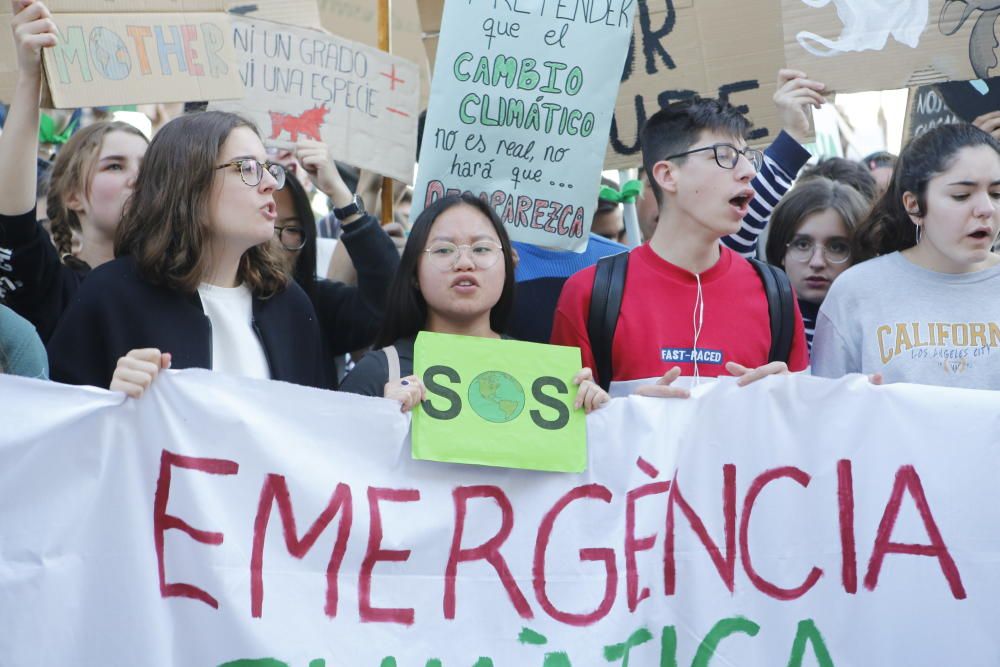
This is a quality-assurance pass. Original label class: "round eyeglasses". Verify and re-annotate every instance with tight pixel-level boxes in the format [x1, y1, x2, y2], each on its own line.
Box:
[215, 158, 286, 190]
[785, 237, 851, 264]
[274, 224, 306, 251]
[423, 240, 503, 270]
[663, 143, 764, 171]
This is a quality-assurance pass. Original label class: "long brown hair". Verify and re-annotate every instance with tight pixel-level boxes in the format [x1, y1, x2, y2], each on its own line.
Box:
[46, 121, 148, 267]
[115, 111, 287, 297]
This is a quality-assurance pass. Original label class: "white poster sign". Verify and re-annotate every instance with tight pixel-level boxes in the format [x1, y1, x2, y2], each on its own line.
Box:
[210, 16, 419, 184]
[411, 0, 636, 251]
[2, 371, 1000, 665]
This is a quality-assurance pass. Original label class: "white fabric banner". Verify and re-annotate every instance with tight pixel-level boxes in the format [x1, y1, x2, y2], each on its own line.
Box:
[1, 370, 999, 665]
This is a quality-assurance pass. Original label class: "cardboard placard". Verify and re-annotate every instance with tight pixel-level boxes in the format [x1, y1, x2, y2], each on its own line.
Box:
[209, 16, 419, 184]
[607, 0, 788, 169]
[782, 0, 987, 94]
[411, 0, 636, 252]
[316, 0, 430, 108]
[412, 333, 586, 472]
[0, 0, 244, 108]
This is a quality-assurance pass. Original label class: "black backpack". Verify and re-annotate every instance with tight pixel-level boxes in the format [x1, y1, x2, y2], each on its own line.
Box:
[586, 252, 796, 391]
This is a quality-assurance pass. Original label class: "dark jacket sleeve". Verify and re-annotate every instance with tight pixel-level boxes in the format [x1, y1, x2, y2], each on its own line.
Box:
[0, 210, 81, 342]
[314, 214, 399, 355]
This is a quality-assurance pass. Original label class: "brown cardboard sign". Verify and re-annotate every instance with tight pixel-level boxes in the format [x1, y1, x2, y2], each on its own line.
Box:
[607, 0, 788, 169]
[0, 0, 244, 108]
[209, 16, 419, 184]
[316, 0, 430, 108]
[782, 0, 986, 94]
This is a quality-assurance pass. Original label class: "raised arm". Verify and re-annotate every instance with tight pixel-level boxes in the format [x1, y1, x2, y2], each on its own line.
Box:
[0, 0, 56, 215]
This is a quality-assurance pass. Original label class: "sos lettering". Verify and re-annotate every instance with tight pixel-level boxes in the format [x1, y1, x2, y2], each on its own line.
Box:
[422, 365, 571, 430]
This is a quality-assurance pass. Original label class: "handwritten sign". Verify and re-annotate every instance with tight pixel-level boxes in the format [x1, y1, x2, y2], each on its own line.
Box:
[782, 0, 987, 94]
[209, 16, 419, 184]
[0, 0, 244, 108]
[607, 0, 788, 169]
[2, 371, 1000, 664]
[412, 332, 585, 472]
[411, 0, 636, 252]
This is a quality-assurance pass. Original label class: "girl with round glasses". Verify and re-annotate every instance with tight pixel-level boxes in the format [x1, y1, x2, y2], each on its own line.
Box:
[341, 193, 609, 414]
[47, 111, 335, 395]
[812, 123, 1000, 388]
[269, 153, 399, 384]
[764, 177, 869, 351]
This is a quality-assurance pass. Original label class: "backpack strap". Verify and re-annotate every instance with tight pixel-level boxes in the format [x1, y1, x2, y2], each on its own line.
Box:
[747, 258, 795, 364]
[382, 345, 401, 384]
[587, 251, 630, 391]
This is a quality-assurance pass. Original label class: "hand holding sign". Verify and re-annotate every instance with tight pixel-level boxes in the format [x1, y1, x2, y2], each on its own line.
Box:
[10, 0, 57, 78]
[385, 374, 426, 413]
[572, 367, 610, 414]
[773, 69, 827, 143]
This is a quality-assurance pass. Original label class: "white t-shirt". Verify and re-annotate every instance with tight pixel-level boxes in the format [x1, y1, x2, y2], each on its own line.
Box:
[196, 283, 271, 380]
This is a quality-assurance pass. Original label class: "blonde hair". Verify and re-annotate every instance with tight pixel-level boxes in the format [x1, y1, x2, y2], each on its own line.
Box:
[46, 121, 148, 266]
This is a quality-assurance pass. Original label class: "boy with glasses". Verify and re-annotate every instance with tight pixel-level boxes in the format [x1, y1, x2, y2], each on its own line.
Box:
[551, 97, 810, 393]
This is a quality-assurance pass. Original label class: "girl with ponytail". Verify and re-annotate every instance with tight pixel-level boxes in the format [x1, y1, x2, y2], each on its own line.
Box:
[812, 123, 1000, 388]
[0, 0, 147, 341]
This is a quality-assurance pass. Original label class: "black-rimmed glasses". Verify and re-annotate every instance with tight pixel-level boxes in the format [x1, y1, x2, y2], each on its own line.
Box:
[215, 158, 286, 190]
[275, 225, 306, 251]
[663, 143, 764, 171]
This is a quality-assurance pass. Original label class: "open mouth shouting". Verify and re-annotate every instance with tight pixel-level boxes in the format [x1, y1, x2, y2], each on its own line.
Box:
[729, 189, 755, 217]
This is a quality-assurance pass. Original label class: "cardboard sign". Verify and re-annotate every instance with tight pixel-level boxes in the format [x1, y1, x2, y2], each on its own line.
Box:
[904, 76, 1000, 140]
[782, 0, 988, 94]
[903, 84, 961, 140]
[0, 0, 244, 108]
[411, 0, 636, 252]
[317, 0, 430, 108]
[209, 16, 419, 184]
[607, 0, 788, 169]
[412, 333, 586, 472]
[3, 371, 1000, 664]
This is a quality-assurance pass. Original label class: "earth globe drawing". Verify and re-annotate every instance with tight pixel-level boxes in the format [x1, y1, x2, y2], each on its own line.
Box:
[89, 27, 131, 81]
[468, 371, 525, 423]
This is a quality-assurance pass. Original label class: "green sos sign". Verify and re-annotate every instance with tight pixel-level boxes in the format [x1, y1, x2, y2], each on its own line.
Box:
[412, 333, 587, 472]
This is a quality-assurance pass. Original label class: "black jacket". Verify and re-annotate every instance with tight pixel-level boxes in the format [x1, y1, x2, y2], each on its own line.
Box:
[0, 210, 89, 342]
[309, 214, 399, 356]
[47, 255, 328, 389]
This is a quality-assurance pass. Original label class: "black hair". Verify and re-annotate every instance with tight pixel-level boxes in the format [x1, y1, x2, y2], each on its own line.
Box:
[373, 193, 515, 348]
[278, 166, 319, 301]
[861, 151, 897, 171]
[640, 96, 752, 207]
[854, 123, 1000, 260]
[799, 158, 879, 203]
[764, 177, 870, 267]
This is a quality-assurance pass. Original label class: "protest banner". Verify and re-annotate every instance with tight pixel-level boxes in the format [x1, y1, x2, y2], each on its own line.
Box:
[413, 0, 790, 172]
[0, 0, 244, 108]
[208, 16, 419, 184]
[2, 370, 1000, 664]
[782, 0, 990, 95]
[903, 84, 961, 141]
[412, 333, 585, 472]
[411, 0, 637, 252]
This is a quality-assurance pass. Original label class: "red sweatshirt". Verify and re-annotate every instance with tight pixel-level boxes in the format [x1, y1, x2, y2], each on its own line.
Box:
[551, 244, 809, 384]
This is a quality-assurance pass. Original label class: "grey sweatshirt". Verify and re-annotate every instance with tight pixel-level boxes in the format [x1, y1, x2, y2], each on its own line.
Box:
[812, 252, 1000, 390]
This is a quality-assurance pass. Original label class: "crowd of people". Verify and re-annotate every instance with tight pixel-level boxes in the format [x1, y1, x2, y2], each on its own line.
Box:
[2, 0, 999, 408]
